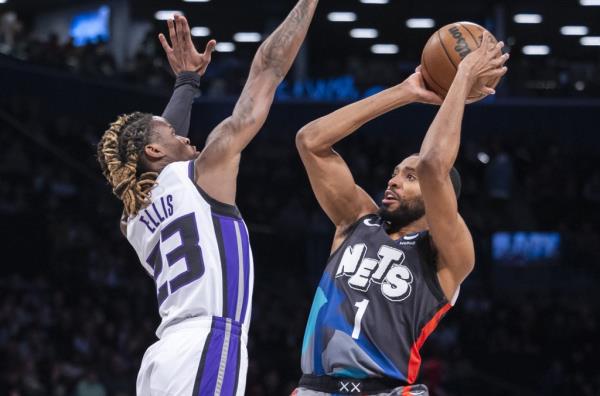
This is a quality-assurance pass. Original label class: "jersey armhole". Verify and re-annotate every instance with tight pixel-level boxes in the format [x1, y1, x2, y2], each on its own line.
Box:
[418, 233, 448, 304]
[326, 213, 376, 261]
[187, 160, 242, 219]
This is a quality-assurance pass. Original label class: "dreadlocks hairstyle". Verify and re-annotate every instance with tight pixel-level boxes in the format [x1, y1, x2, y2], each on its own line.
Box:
[97, 112, 158, 217]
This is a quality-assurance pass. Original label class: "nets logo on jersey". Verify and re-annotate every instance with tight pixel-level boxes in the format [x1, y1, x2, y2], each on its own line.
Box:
[335, 244, 413, 302]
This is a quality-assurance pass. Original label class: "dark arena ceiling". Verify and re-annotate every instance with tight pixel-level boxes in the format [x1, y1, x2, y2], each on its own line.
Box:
[4, 0, 600, 96]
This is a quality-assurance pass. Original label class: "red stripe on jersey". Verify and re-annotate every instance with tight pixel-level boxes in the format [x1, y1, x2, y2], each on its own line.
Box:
[406, 303, 452, 384]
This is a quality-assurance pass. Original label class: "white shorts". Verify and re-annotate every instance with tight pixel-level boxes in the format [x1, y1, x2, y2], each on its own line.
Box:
[137, 316, 248, 396]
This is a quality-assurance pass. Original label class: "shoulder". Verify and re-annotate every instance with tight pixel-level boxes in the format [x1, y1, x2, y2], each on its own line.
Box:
[330, 213, 380, 257]
[340, 213, 382, 236]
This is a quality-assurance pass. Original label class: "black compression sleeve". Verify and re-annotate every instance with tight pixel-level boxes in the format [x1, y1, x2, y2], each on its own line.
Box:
[161, 72, 201, 137]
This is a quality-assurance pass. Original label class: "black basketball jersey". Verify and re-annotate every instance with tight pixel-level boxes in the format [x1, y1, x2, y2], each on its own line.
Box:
[300, 214, 453, 383]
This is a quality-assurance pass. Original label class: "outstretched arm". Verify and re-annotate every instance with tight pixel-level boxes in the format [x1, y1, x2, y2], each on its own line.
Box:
[296, 74, 442, 251]
[195, 0, 320, 205]
[159, 15, 216, 136]
[416, 33, 508, 300]
[161, 72, 201, 136]
[119, 16, 214, 238]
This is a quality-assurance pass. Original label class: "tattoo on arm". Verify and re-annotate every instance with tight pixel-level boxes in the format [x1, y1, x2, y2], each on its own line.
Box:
[205, 94, 255, 149]
[257, 0, 317, 79]
[201, 0, 317, 159]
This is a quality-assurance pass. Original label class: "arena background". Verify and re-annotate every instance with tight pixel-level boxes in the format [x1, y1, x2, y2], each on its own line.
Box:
[1, 0, 599, 395]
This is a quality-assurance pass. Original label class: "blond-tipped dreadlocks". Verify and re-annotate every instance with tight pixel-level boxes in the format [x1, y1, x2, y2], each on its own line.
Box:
[97, 112, 159, 217]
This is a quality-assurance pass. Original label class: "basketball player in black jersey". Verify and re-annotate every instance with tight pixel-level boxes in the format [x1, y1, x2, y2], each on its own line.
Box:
[294, 34, 508, 395]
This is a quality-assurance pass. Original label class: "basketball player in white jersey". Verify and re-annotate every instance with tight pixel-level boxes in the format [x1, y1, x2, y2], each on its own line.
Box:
[96, 3, 320, 395]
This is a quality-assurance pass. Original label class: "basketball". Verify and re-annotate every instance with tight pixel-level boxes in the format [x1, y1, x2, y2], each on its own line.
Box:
[420, 22, 502, 101]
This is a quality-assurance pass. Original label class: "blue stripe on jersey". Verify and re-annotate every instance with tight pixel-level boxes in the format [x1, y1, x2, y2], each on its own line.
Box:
[215, 215, 242, 320]
[237, 222, 251, 324]
[212, 213, 250, 324]
[302, 287, 328, 355]
[189, 159, 249, 324]
[309, 273, 406, 380]
[211, 215, 229, 317]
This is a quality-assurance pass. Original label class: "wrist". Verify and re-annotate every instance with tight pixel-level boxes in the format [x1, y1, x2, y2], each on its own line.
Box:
[456, 66, 476, 85]
[174, 71, 201, 90]
[396, 80, 419, 102]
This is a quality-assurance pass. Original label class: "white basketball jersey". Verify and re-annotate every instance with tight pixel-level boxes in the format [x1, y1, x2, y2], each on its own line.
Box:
[126, 160, 254, 338]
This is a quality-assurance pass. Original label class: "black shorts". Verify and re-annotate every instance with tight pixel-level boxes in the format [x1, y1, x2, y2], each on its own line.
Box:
[296, 375, 429, 395]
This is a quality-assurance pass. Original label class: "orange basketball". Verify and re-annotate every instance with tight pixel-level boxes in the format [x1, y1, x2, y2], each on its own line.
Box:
[420, 21, 502, 102]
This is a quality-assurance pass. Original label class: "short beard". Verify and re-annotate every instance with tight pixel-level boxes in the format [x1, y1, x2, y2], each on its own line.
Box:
[377, 197, 425, 232]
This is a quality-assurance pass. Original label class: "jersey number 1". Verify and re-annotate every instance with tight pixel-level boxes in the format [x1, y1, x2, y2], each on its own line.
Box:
[146, 213, 205, 306]
[352, 299, 370, 339]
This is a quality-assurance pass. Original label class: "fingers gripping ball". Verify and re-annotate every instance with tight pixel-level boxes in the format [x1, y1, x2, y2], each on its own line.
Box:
[420, 22, 503, 101]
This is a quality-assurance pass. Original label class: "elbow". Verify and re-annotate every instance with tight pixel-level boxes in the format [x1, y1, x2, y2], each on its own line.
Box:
[467, 260, 475, 274]
[254, 45, 286, 82]
[295, 127, 310, 151]
[295, 122, 324, 153]
[416, 154, 447, 178]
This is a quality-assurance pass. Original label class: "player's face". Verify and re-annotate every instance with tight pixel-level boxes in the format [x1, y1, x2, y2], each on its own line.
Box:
[378, 155, 425, 227]
[150, 116, 199, 162]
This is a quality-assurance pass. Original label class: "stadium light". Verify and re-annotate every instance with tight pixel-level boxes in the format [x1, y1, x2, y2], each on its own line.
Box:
[406, 18, 435, 29]
[350, 28, 378, 39]
[522, 45, 550, 55]
[477, 152, 490, 164]
[580, 0, 600, 5]
[371, 44, 399, 54]
[360, 0, 389, 4]
[560, 26, 589, 36]
[215, 42, 235, 52]
[580, 36, 600, 46]
[327, 12, 357, 22]
[0, 0, 7, 4]
[233, 32, 262, 43]
[191, 27, 210, 37]
[513, 14, 543, 24]
[154, 10, 183, 20]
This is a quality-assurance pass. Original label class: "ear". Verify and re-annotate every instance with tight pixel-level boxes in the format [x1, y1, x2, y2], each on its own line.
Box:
[144, 143, 166, 161]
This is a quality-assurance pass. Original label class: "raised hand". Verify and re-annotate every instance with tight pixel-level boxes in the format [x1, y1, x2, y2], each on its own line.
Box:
[158, 15, 217, 76]
[458, 32, 509, 96]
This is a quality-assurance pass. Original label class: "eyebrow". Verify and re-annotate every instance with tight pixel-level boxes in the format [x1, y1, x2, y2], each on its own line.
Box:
[403, 166, 417, 173]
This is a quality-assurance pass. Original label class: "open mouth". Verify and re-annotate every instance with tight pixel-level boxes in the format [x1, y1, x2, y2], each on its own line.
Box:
[382, 190, 398, 205]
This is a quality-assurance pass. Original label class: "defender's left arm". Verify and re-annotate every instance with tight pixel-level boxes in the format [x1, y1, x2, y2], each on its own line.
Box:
[416, 34, 508, 300]
[195, 0, 320, 205]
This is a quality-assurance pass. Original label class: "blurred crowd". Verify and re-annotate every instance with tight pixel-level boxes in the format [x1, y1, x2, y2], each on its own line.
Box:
[2, 10, 600, 99]
[1, 80, 599, 396]
[0, 11, 249, 97]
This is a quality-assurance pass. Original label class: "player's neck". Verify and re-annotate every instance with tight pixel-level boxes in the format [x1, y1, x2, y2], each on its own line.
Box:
[383, 217, 428, 240]
[146, 158, 172, 174]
